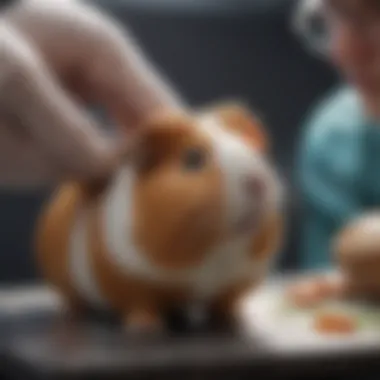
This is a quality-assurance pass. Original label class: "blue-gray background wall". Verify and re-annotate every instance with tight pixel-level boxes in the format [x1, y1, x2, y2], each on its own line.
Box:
[0, 0, 338, 284]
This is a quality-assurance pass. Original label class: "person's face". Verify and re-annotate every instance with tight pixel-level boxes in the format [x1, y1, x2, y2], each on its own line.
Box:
[325, 0, 380, 116]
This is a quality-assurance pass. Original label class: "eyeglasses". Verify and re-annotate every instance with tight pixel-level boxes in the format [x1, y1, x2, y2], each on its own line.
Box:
[292, 0, 380, 57]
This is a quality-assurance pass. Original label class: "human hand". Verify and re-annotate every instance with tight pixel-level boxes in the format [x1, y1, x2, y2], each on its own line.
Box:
[0, 0, 182, 189]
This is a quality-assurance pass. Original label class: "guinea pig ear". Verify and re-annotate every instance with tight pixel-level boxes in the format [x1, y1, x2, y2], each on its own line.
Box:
[214, 102, 269, 153]
[129, 111, 190, 174]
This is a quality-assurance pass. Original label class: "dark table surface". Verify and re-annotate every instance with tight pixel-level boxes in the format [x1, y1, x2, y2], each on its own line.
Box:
[1, 276, 380, 380]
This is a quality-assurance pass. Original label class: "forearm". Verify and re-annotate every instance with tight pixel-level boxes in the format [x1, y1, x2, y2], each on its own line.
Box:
[93, 27, 184, 125]
[77, 7, 184, 127]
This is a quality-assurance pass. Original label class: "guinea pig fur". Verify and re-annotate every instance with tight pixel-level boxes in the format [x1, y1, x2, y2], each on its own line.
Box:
[35, 103, 284, 332]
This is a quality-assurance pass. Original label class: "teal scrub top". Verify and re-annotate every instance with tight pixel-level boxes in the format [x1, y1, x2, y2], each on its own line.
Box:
[297, 86, 380, 270]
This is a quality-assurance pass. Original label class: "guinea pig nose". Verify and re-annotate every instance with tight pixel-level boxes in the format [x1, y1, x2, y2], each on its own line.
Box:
[245, 176, 265, 197]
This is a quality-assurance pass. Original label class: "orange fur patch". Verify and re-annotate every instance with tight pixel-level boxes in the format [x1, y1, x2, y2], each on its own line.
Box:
[35, 184, 87, 309]
[131, 113, 225, 270]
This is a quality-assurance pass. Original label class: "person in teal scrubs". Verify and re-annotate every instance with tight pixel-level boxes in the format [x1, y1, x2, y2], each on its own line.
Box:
[295, 0, 380, 269]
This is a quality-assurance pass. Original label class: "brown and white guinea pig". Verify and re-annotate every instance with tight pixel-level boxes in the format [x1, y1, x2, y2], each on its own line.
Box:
[35, 103, 284, 332]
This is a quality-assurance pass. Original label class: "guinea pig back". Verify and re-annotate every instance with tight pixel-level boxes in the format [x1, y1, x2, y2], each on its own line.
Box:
[35, 103, 284, 331]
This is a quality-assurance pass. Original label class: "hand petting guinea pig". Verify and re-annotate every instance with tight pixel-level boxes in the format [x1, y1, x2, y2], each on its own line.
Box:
[35, 103, 285, 333]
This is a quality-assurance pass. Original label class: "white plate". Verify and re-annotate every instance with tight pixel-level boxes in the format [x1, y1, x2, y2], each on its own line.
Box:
[239, 284, 380, 354]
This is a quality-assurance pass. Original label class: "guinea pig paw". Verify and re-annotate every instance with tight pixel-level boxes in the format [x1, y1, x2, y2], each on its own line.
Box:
[123, 310, 164, 336]
[209, 307, 241, 331]
[59, 298, 87, 325]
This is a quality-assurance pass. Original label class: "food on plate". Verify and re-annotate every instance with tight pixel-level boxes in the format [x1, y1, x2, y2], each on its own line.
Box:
[286, 279, 324, 308]
[313, 311, 358, 335]
[286, 275, 345, 308]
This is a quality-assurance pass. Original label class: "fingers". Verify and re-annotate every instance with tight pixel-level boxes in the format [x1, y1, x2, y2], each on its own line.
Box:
[77, 9, 185, 128]
[0, 23, 122, 182]
[5, 0, 185, 129]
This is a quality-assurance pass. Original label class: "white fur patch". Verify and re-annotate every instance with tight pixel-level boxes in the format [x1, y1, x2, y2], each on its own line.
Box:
[69, 209, 108, 308]
[200, 115, 263, 226]
[199, 114, 282, 226]
[103, 167, 161, 279]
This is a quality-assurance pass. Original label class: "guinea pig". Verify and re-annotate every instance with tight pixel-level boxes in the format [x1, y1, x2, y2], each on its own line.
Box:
[35, 103, 284, 332]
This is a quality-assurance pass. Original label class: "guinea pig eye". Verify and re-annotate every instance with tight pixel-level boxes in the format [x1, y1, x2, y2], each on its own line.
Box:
[182, 147, 207, 171]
